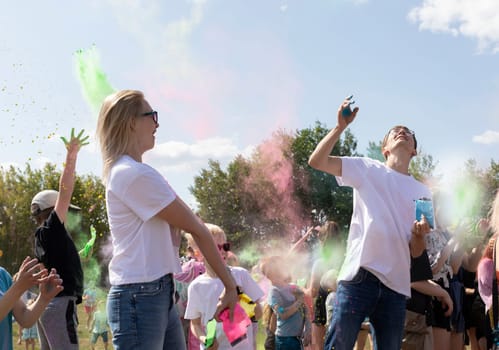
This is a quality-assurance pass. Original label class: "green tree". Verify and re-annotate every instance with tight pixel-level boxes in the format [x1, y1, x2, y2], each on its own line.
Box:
[190, 157, 252, 248]
[291, 122, 359, 229]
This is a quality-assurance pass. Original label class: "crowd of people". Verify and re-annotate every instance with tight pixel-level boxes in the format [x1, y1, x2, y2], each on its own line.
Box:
[1, 91, 499, 350]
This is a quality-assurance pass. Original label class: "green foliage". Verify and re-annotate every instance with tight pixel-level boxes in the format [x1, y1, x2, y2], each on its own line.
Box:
[292, 122, 359, 229]
[0, 163, 108, 286]
[409, 151, 438, 183]
[366, 141, 384, 162]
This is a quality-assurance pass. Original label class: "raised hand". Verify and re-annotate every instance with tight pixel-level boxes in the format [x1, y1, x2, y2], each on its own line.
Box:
[337, 95, 359, 128]
[60, 128, 90, 152]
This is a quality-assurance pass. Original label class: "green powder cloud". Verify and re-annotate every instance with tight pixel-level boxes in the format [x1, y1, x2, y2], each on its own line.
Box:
[74, 46, 115, 116]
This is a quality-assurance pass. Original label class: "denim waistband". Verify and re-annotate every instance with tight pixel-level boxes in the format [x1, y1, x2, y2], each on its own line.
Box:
[112, 273, 173, 288]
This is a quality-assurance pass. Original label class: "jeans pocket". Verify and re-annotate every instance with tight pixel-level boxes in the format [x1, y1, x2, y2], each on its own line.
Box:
[134, 281, 163, 298]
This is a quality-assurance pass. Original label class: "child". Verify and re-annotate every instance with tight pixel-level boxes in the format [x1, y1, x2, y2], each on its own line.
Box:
[30, 129, 88, 349]
[174, 232, 206, 350]
[0, 256, 63, 350]
[90, 300, 109, 350]
[185, 223, 264, 349]
[261, 255, 312, 350]
[82, 285, 97, 330]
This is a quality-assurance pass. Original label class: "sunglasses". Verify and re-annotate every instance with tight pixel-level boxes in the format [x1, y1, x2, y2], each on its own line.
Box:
[217, 242, 231, 252]
[141, 110, 158, 124]
[389, 127, 415, 138]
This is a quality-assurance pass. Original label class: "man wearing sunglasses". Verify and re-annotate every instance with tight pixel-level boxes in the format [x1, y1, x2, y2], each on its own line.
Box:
[308, 96, 432, 350]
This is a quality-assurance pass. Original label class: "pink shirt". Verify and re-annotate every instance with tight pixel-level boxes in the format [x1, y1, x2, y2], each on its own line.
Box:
[477, 258, 497, 312]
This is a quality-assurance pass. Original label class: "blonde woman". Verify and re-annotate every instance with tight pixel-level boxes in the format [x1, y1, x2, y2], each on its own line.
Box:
[96, 90, 238, 350]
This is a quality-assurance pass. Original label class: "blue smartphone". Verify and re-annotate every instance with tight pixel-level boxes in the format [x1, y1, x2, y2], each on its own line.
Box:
[415, 198, 435, 229]
[342, 95, 355, 117]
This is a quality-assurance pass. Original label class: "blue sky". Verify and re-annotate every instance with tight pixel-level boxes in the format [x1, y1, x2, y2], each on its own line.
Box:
[1, 0, 498, 208]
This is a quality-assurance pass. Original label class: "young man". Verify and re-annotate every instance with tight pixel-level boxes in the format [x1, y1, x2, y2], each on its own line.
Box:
[308, 97, 431, 350]
[31, 129, 88, 350]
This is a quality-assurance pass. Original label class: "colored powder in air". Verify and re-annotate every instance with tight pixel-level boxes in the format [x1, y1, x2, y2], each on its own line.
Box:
[74, 46, 115, 114]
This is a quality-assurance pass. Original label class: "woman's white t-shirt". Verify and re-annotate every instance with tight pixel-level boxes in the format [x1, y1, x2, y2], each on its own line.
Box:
[106, 155, 181, 285]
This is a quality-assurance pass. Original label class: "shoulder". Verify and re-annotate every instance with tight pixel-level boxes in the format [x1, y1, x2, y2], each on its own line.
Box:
[110, 156, 152, 179]
[109, 156, 165, 189]
[342, 156, 380, 166]
[230, 266, 251, 277]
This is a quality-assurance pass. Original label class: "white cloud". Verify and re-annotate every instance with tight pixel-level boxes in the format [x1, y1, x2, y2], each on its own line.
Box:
[472, 130, 499, 144]
[408, 0, 499, 53]
[144, 137, 251, 173]
[280, 4, 288, 12]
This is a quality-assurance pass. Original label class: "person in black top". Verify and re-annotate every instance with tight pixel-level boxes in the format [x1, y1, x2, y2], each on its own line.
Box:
[30, 128, 88, 350]
[403, 250, 453, 350]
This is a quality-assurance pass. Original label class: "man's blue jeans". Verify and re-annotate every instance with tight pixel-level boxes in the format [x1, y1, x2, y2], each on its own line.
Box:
[107, 274, 186, 350]
[323, 268, 406, 350]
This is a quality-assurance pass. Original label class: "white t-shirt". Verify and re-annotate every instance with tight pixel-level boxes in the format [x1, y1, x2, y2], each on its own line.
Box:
[106, 155, 181, 285]
[184, 267, 264, 350]
[336, 157, 432, 297]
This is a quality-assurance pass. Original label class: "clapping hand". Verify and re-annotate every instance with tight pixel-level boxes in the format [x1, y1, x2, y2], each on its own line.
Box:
[38, 268, 64, 302]
[13, 257, 47, 291]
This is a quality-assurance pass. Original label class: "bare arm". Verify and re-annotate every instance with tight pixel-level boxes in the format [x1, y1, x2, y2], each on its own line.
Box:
[431, 239, 455, 275]
[55, 129, 89, 223]
[273, 300, 303, 321]
[156, 197, 238, 319]
[308, 98, 359, 176]
[13, 269, 63, 328]
[411, 280, 453, 316]
[189, 317, 206, 345]
[288, 227, 314, 255]
[0, 258, 44, 322]
[190, 318, 219, 349]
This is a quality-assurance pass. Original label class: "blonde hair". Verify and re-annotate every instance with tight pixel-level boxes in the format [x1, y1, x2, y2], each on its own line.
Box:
[96, 90, 145, 184]
[205, 223, 227, 243]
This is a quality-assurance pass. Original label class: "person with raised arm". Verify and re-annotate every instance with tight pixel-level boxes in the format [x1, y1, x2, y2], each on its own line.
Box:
[308, 96, 432, 350]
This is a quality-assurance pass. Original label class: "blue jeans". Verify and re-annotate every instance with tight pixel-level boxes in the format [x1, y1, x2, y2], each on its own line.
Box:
[107, 274, 186, 350]
[323, 268, 406, 350]
[275, 335, 302, 350]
